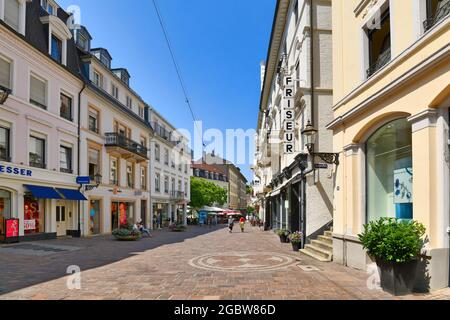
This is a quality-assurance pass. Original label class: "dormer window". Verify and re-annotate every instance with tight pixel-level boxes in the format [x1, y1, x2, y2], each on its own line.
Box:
[74, 27, 92, 52]
[41, 0, 57, 16]
[91, 48, 112, 69]
[112, 69, 130, 86]
[51, 35, 62, 63]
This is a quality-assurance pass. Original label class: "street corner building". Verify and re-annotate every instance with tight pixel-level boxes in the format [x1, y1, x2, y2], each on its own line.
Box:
[253, 0, 335, 261]
[329, 0, 450, 291]
[0, 0, 192, 242]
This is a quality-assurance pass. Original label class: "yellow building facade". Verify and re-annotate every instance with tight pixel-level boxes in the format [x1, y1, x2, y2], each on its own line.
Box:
[329, 0, 450, 290]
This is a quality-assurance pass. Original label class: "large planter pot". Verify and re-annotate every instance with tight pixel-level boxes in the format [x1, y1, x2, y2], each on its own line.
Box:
[279, 234, 288, 243]
[291, 242, 301, 252]
[376, 258, 419, 296]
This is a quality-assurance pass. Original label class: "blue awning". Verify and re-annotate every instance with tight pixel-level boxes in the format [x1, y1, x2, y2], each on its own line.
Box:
[24, 185, 63, 200]
[56, 188, 88, 201]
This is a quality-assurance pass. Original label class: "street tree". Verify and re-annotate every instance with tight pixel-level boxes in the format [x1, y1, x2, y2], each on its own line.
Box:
[190, 177, 228, 209]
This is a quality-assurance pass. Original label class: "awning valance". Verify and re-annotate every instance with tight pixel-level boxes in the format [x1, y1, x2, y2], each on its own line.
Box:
[56, 188, 88, 201]
[24, 185, 63, 200]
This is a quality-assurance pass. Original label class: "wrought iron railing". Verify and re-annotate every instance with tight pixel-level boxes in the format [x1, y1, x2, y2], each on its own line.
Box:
[170, 191, 185, 200]
[423, 0, 450, 31]
[366, 48, 391, 78]
[105, 133, 148, 158]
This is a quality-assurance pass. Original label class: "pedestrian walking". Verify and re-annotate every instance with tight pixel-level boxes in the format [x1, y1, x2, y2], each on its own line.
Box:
[228, 216, 234, 233]
[239, 216, 246, 233]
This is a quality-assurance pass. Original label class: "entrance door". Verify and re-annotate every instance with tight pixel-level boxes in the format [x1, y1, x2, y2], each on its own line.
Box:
[56, 205, 66, 236]
[141, 200, 147, 227]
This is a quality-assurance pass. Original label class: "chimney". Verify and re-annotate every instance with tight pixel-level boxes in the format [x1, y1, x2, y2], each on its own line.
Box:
[260, 60, 266, 92]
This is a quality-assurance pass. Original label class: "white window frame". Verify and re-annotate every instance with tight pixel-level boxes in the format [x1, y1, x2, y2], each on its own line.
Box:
[60, 90, 73, 122]
[59, 141, 73, 173]
[28, 131, 47, 169]
[0, 53, 13, 92]
[111, 82, 119, 99]
[1, 0, 27, 35]
[29, 72, 48, 110]
[93, 69, 103, 88]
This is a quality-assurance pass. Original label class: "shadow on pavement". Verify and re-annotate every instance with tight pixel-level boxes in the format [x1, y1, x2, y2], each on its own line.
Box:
[0, 225, 224, 296]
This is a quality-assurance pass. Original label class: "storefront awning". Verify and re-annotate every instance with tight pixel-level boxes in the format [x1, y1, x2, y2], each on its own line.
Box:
[24, 185, 63, 200]
[56, 188, 88, 201]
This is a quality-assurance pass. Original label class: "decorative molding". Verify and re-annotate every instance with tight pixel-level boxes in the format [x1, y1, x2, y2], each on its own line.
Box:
[327, 41, 450, 130]
[26, 115, 53, 128]
[343, 143, 364, 157]
[407, 109, 438, 133]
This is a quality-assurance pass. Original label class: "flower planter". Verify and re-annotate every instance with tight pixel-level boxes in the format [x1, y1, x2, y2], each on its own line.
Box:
[114, 234, 141, 241]
[376, 258, 419, 296]
[291, 242, 301, 252]
[279, 234, 288, 243]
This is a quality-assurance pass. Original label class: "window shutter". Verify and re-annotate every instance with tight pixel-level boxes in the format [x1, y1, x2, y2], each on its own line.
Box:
[4, 0, 20, 31]
[30, 76, 47, 107]
[0, 58, 11, 89]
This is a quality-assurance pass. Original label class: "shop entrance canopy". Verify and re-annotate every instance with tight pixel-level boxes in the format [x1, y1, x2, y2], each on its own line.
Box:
[24, 185, 87, 201]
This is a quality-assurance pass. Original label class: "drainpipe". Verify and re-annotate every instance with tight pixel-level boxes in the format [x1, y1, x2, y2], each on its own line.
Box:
[77, 83, 87, 238]
[309, 0, 315, 129]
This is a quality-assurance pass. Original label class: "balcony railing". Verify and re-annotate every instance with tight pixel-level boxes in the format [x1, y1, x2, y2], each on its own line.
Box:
[105, 133, 148, 159]
[423, 1, 450, 31]
[170, 191, 186, 200]
[366, 48, 391, 78]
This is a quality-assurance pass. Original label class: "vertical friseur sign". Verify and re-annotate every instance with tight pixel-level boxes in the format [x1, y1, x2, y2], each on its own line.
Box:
[283, 76, 295, 154]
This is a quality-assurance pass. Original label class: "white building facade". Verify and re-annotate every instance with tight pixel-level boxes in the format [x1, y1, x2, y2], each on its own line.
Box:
[254, 0, 335, 257]
[149, 109, 191, 229]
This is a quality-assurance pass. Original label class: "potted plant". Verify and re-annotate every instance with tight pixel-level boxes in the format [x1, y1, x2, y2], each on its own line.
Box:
[112, 223, 142, 241]
[358, 218, 426, 296]
[169, 223, 187, 232]
[276, 229, 290, 243]
[288, 231, 303, 251]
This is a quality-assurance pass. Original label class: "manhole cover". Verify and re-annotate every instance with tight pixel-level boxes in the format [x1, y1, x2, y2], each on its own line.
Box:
[189, 252, 297, 273]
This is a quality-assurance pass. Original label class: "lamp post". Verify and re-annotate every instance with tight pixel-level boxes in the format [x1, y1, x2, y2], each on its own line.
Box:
[0, 85, 12, 105]
[84, 173, 102, 191]
[301, 120, 340, 165]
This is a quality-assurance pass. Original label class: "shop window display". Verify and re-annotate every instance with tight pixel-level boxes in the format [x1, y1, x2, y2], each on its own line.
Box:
[24, 196, 45, 234]
[366, 118, 413, 222]
[89, 200, 101, 235]
[111, 202, 134, 231]
[0, 190, 12, 236]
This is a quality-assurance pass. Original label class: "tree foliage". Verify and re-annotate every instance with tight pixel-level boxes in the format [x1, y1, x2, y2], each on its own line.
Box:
[190, 177, 228, 209]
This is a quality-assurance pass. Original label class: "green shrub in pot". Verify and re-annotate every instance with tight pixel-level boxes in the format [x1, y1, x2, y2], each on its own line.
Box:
[358, 218, 426, 295]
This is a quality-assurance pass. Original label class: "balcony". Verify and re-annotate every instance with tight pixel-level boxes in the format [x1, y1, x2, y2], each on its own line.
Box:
[366, 48, 391, 78]
[170, 190, 186, 200]
[105, 133, 148, 163]
[423, 0, 450, 31]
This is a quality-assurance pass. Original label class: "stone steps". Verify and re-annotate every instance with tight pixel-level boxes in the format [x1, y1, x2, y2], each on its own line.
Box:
[299, 229, 333, 262]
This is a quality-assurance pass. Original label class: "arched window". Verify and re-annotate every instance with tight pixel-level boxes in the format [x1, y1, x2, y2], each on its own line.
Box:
[366, 118, 413, 222]
[0, 189, 11, 219]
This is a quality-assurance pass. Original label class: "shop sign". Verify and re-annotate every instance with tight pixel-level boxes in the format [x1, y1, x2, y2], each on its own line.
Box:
[0, 165, 32, 177]
[6, 219, 19, 238]
[315, 163, 329, 169]
[76, 176, 91, 185]
[282, 76, 295, 154]
[24, 219, 36, 231]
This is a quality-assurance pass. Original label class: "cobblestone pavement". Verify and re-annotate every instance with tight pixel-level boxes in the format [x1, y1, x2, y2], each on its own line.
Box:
[0, 225, 448, 300]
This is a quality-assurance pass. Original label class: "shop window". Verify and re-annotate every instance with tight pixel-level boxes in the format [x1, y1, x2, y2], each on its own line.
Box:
[89, 200, 101, 235]
[111, 202, 134, 230]
[0, 190, 11, 220]
[60, 93, 73, 121]
[60, 145, 72, 174]
[29, 136, 46, 169]
[366, 118, 413, 222]
[366, 7, 391, 78]
[0, 126, 10, 162]
[24, 196, 45, 234]
[88, 148, 100, 180]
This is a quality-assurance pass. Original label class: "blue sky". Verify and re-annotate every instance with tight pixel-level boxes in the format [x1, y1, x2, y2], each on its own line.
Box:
[58, 0, 276, 182]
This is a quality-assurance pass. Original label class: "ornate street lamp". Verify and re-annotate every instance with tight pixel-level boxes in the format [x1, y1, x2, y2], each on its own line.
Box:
[301, 120, 340, 166]
[85, 173, 102, 191]
[0, 85, 12, 105]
